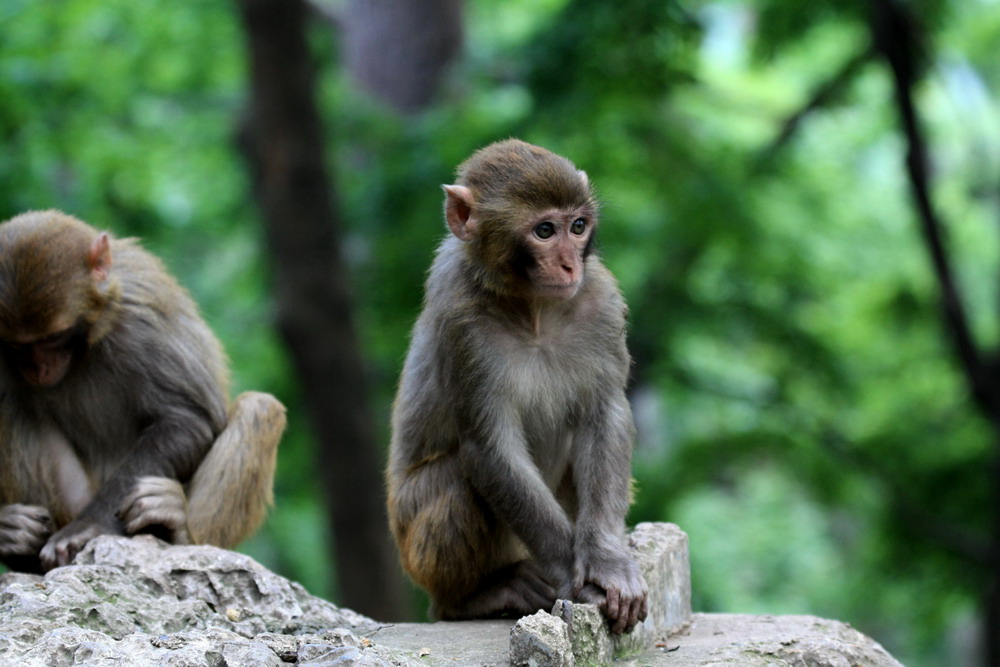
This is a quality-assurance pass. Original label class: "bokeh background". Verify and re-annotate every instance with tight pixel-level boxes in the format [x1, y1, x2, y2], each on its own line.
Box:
[2, 1, 999, 665]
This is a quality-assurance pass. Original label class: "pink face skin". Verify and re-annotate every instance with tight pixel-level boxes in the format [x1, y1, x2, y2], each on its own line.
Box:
[522, 210, 592, 300]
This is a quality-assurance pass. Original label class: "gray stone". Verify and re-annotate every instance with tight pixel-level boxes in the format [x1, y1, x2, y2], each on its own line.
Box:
[527, 522, 691, 663]
[221, 637, 285, 666]
[375, 612, 902, 666]
[0, 525, 902, 667]
[550, 599, 612, 666]
[372, 619, 513, 666]
[509, 610, 573, 667]
[642, 613, 904, 667]
[0, 535, 404, 666]
[375, 524, 899, 666]
[71, 534, 376, 636]
[618, 521, 691, 655]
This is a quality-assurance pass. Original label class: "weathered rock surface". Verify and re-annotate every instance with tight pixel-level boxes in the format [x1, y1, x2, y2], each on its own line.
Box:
[379, 613, 903, 666]
[620, 521, 692, 653]
[509, 610, 573, 667]
[650, 613, 904, 667]
[0, 526, 902, 666]
[552, 599, 614, 664]
[0, 535, 402, 665]
[505, 520, 691, 664]
[376, 522, 900, 666]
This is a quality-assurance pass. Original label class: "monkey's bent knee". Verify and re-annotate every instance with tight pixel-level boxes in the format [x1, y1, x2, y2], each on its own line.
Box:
[231, 391, 287, 428]
[221, 391, 286, 461]
[391, 492, 499, 602]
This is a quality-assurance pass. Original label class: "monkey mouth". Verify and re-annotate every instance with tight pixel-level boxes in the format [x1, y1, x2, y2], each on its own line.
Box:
[535, 281, 581, 299]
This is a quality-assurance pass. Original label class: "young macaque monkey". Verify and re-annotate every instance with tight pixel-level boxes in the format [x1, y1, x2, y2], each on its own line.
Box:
[0, 210, 285, 573]
[387, 139, 648, 633]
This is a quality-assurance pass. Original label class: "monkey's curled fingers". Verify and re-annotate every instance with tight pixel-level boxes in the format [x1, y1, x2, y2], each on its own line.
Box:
[606, 584, 649, 634]
[576, 580, 648, 634]
[574, 555, 649, 634]
[39, 516, 119, 571]
[0, 504, 53, 560]
[119, 476, 190, 545]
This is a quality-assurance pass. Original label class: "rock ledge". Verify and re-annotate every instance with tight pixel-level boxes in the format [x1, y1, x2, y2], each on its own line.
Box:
[0, 527, 901, 666]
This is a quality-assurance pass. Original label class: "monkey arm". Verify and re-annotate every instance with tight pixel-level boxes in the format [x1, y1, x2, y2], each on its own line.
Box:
[573, 395, 634, 544]
[570, 394, 648, 633]
[39, 409, 217, 570]
[457, 415, 575, 594]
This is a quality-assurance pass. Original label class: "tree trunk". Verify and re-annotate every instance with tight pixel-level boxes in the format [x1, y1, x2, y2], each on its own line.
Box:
[233, 0, 410, 621]
[870, 1, 1000, 663]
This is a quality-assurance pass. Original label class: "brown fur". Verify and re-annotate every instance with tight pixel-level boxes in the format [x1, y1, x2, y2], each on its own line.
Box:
[387, 140, 648, 633]
[0, 210, 285, 572]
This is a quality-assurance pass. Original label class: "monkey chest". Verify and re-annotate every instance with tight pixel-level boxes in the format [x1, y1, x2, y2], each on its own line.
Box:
[37, 384, 139, 470]
[496, 345, 585, 424]
[503, 341, 557, 387]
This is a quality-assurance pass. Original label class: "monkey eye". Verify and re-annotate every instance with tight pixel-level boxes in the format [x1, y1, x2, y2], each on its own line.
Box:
[570, 218, 587, 235]
[36, 328, 76, 350]
[534, 222, 556, 240]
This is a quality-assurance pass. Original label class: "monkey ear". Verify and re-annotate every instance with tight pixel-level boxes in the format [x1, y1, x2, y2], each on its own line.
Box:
[577, 170, 590, 188]
[87, 233, 113, 281]
[443, 185, 478, 241]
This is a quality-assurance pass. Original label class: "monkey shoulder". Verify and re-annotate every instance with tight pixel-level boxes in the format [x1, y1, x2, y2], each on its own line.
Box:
[99, 244, 229, 426]
[581, 259, 627, 308]
[113, 243, 198, 315]
[111, 244, 221, 342]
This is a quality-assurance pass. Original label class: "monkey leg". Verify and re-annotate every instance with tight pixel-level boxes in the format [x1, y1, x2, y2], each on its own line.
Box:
[435, 558, 558, 621]
[184, 391, 285, 548]
[118, 477, 191, 544]
[391, 459, 557, 620]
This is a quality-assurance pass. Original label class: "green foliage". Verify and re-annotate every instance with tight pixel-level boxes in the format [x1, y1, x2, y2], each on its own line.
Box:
[0, 0, 327, 596]
[2, 0, 1000, 663]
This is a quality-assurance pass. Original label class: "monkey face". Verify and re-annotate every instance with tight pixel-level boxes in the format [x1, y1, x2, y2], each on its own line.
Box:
[443, 139, 599, 301]
[1, 326, 84, 387]
[518, 212, 593, 299]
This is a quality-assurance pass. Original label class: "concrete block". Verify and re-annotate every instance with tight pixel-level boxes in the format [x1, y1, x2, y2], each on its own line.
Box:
[615, 521, 692, 656]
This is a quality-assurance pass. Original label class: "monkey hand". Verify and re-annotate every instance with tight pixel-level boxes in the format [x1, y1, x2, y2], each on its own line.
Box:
[119, 476, 191, 545]
[0, 504, 53, 572]
[573, 550, 649, 634]
[39, 514, 121, 571]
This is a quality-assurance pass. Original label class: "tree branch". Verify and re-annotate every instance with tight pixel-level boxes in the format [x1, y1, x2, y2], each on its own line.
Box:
[870, 2, 1000, 661]
[820, 428, 995, 566]
[760, 47, 874, 162]
[870, 0, 1000, 426]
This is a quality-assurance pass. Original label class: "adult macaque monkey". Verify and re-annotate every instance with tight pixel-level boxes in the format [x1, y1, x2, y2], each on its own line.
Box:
[387, 139, 648, 633]
[0, 210, 285, 573]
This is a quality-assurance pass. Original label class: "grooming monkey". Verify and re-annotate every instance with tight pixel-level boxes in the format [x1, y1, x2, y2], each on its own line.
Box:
[387, 139, 648, 633]
[0, 210, 285, 573]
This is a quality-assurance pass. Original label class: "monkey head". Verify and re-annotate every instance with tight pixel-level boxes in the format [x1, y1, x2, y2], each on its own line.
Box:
[443, 139, 598, 300]
[0, 211, 120, 387]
